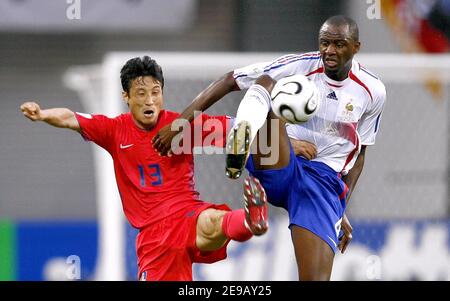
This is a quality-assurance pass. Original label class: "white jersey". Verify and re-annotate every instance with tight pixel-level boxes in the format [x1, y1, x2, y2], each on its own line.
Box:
[233, 51, 386, 174]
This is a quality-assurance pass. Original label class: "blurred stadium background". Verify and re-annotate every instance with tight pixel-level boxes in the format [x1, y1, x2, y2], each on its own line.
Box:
[0, 0, 449, 281]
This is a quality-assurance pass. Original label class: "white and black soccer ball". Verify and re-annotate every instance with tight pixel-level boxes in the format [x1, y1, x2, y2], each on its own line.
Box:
[271, 74, 320, 124]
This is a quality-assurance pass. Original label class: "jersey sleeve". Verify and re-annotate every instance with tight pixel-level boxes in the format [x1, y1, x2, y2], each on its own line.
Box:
[233, 52, 320, 90]
[358, 84, 387, 146]
[75, 112, 116, 152]
[191, 113, 233, 148]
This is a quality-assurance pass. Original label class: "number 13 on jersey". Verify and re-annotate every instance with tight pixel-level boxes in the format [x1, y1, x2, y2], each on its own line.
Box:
[138, 164, 163, 187]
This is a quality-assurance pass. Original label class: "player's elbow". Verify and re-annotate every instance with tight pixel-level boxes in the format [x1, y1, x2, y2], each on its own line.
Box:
[63, 113, 81, 132]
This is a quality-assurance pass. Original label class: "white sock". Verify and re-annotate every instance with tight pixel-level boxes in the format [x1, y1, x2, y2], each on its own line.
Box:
[235, 84, 271, 144]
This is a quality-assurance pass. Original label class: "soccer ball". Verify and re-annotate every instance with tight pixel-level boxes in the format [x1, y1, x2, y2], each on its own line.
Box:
[271, 74, 320, 124]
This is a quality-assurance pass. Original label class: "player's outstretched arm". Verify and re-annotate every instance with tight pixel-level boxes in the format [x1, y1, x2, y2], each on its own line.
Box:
[20, 101, 80, 132]
[180, 72, 239, 122]
[152, 72, 239, 156]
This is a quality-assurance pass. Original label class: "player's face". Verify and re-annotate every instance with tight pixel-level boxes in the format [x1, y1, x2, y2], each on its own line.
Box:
[124, 76, 163, 130]
[319, 24, 360, 80]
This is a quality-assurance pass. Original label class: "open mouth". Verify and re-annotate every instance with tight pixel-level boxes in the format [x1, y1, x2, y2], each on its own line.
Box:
[143, 109, 154, 118]
[324, 58, 338, 68]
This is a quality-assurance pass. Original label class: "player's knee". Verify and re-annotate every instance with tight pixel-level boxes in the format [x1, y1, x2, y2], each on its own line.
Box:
[196, 209, 228, 251]
[255, 75, 276, 92]
[197, 209, 226, 240]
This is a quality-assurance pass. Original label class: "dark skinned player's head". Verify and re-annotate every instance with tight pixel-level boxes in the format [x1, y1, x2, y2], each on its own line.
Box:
[319, 15, 361, 81]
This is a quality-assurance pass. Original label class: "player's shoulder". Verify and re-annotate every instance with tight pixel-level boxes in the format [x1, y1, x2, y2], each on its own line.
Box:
[352, 60, 386, 100]
[158, 110, 181, 126]
[272, 51, 321, 68]
[163, 110, 181, 119]
[114, 112, 131, 124]
[79, 112, 123, 123]
[273, 51, 321, 63]
[270, 52, 322, 78]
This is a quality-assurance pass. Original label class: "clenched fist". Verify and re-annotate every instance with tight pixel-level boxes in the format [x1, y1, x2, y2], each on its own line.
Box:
[21, 102, 43, 121]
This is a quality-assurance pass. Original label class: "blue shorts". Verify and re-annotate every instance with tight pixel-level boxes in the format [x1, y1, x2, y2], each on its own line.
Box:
[246, 147, 348, 252]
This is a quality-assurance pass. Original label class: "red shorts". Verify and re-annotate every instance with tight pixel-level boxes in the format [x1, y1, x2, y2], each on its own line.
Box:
[136, 201, 231, 281]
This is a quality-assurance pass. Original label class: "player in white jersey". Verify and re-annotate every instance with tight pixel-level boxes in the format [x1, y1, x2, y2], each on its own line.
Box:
[152, 15, 386, 280]
[233, 51, 385, 175]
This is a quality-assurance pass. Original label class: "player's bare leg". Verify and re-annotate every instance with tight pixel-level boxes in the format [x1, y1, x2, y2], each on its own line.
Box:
[196, 176, 268, 252]
[251, 110, 291, 170]
[291, 226, 334, 280]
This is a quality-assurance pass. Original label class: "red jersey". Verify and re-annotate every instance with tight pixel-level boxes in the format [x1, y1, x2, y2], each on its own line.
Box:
[75, 110, 230, 229]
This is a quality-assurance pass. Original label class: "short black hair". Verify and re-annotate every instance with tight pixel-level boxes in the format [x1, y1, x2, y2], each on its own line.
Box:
[120, 56, 164, 93]
[322, 15, 359, 42]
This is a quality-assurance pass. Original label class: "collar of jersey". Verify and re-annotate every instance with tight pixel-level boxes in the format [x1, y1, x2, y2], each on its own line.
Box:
[320, 59, 357, 88]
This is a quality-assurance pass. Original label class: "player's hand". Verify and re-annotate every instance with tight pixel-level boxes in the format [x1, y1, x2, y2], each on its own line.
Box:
[290, 139, 317, 160]
[338, 214, 353, 254]
[152, 123, 181, 157]
[21, 102, 43, 122]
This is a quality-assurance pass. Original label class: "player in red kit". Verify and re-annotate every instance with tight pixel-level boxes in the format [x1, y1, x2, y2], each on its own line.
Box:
[20, 56, 268, 281]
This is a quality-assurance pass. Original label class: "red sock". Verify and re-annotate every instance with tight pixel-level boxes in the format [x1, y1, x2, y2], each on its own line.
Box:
[221, 209, 253, 242]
